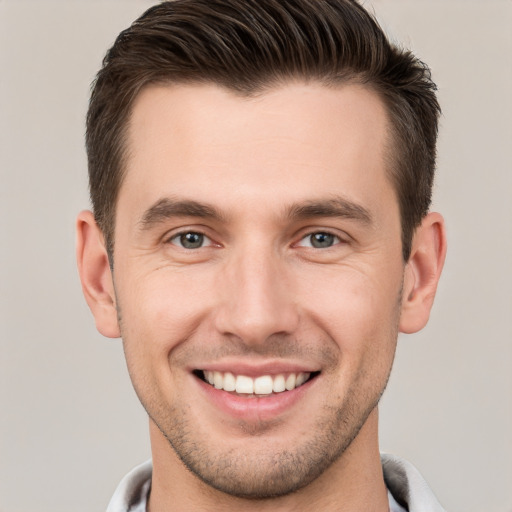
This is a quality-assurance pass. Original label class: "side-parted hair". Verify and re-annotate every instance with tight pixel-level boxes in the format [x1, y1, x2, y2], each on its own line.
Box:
[86, 0, 440, 262]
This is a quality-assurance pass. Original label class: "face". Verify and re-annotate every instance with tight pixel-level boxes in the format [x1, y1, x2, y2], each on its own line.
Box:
[113, 82, 405, 497]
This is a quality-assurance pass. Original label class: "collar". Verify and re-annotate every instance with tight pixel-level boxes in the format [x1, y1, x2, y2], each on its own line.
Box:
[107, 454, 446, 512]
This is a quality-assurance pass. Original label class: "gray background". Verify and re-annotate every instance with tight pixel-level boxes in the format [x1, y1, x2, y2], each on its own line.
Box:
[1, 1, 511, 511]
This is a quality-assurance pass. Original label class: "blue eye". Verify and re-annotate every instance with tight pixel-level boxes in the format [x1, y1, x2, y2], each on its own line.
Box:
[299, 232, 340, 249]
[170, 232, 211, 249]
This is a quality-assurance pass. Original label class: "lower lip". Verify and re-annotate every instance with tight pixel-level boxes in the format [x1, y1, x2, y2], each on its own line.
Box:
[195, 375, 317, 423]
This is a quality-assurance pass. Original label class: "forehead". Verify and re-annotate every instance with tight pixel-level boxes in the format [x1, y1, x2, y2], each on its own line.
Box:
[120, 81, 395, 222]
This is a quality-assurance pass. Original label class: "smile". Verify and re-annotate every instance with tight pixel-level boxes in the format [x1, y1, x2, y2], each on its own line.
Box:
[198, 370, 319, 396]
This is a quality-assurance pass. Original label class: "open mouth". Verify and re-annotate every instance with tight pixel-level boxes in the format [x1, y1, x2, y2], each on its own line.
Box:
[194, 370, 320, 396]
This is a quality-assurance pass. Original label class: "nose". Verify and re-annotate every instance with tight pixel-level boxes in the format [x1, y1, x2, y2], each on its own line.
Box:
[213, 245, 300, 347]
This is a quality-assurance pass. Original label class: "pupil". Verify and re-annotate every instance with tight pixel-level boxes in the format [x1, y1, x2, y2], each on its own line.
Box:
[181, 232, 203, 249]
[311, 232, 334, 248]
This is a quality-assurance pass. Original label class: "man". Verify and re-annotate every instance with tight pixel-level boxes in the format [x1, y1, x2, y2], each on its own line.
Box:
[76, 0, 447, 510]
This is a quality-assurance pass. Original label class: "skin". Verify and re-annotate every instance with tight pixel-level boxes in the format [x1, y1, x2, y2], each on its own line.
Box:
[77, 82, 446, 512]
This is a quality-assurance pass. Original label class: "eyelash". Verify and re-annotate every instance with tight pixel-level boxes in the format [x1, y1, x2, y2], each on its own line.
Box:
[167, 231, 214, 249]
[166, 229, 345, 251]
[296, 231, 343, 249]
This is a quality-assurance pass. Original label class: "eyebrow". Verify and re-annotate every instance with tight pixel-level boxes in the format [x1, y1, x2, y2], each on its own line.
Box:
[138, 197, 225, 229]
[138, 195, 373, 231]
[286, 197, 373, 225]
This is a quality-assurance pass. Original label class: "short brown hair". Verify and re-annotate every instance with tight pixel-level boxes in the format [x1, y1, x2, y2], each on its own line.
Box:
[86, 0, 440, 262]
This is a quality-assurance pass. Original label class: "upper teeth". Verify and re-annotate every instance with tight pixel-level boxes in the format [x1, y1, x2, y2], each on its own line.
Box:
[203, 371, 311, 395]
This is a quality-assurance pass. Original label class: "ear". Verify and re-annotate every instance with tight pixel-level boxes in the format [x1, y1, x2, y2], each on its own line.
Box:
[399, 212, 447, 334]
[76, 210, 120, 338]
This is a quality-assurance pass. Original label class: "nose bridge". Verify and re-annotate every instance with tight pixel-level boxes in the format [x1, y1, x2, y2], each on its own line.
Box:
[215, 239, 299, 344]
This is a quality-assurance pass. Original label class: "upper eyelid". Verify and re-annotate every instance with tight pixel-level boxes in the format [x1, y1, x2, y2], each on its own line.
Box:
[168, 230, 209, 239]
[296, 231, 343, 247]
[162, 225, 213, 241]
[164, 228, 222, 251]
[293, 227, 351, 244]
[160, 226, 350, 246]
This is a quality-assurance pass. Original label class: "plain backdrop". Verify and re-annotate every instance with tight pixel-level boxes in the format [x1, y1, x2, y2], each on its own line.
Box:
[1, 1, 511, 511]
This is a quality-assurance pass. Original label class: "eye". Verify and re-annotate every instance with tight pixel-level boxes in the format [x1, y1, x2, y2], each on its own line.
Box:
[297, 232, 341, 249]
[169, 231, 212, 249]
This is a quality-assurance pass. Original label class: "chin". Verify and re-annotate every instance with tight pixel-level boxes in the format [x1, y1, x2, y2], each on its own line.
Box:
[152, 393, 377, 499]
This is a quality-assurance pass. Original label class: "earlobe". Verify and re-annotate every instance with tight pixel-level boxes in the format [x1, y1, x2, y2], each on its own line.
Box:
[76, 210, 121, 338]
[399, 212, 447, 334]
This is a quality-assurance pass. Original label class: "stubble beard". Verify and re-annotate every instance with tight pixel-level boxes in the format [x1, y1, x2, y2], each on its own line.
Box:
[117, 284, 402, 499]
[145, 364, 393, 500]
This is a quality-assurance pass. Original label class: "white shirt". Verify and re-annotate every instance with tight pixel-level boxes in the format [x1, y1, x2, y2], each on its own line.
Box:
[107, 453, 446, 512]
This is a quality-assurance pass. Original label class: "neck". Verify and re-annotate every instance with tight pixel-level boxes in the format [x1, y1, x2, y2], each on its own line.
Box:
[148, 408, 389, 512]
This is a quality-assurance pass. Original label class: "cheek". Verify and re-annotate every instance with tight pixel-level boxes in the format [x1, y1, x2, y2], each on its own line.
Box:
[298, 264, 402, 360]
[117, 266, 216, 355]
[117, 271, 209, 410]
